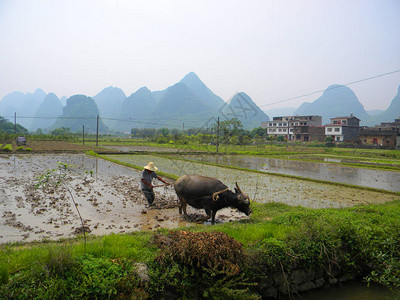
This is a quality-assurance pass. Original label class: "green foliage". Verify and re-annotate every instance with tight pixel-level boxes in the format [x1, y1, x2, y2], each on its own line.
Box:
[0, 116, 28, 134]
[0, 261, 8, 285]
[85, 150, 99, 157]
[0, 254, 144, 299]
[49, 127, 72, 136]
[276, 135, 286, 142]
[2, 144, 13, 152]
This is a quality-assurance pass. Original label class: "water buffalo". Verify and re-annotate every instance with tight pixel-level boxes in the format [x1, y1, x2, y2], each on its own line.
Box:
[174, 174, 251, 224]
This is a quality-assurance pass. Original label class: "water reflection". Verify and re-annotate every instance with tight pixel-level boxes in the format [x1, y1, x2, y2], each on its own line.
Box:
[304, 280, 398, 300]
[180, 155, 400, 192]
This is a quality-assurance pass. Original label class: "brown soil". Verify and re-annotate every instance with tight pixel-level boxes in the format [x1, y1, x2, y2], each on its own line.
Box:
[0, 153, 247, 244]
[14, 141, 118, 153]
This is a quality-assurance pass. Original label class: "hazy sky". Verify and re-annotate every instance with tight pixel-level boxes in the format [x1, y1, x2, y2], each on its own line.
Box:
[1, 0, 400, 111]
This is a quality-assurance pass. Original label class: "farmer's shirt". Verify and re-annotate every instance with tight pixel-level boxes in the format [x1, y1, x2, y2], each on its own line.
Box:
[141, 169, 158, 190]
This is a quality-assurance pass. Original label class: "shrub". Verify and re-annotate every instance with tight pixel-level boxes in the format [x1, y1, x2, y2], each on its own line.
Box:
[150, 231, 258, 299]
[0, 254, 144, 299]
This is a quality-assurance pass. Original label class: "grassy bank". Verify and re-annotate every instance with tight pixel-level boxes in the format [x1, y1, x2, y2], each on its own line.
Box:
[1, 200, 400, 298]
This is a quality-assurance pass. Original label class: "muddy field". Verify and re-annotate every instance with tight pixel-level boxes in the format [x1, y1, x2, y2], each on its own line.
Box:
[0, 154, 246, 244]
[10, 140, 114, 153]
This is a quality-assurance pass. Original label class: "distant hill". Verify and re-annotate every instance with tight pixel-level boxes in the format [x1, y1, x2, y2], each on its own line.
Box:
[0, 89, 46, 130]
[221, 92, 269, 129]
[7, 72, 377, 132]
[179, 72, 226, 109]
[51, 95, 108, 133]
[30, 93, 63, 132]
[152, 82, 216, 128]
[117, 87, 156, 131]
[93, 86, 126, 129]
[370, 85, 400, 124]
[294, 85, 370, 125]
[264, 107, 296, 118]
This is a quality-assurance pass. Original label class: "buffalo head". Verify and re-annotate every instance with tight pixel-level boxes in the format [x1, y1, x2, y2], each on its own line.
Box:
[234, 182, 251, 216]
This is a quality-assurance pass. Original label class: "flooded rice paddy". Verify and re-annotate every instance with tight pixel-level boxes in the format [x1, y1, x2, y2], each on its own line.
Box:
[174, 154, 400, 192]
[105, 154, 399, 208]
[0, 154, 245, 244]
[1, 153, 399, 244]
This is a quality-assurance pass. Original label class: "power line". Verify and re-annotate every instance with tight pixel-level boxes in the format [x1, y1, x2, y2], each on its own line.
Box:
[259, 68, 400, 108]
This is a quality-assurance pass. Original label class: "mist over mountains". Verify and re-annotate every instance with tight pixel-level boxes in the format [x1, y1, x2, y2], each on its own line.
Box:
[0, 72, 399, 133]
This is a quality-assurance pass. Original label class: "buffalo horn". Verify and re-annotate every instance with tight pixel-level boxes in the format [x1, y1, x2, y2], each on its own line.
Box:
[235, 182, 244, 195]
[235, 182, 249, 203]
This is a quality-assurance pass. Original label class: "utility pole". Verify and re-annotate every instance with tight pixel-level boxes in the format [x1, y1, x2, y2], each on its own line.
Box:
[96, 115, 99, 146]
[14, 112, 16, 134]
[182, 122, 185, 136]
[216, 117, 220, 153]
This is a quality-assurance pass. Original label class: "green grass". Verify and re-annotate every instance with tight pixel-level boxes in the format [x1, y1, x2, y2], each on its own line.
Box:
[1, 200, 400, 298]
[1, 144, 13, 152]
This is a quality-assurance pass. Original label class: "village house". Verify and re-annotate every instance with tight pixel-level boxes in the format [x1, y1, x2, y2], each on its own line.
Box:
[324, 114, 360, 143]
[261, 115, 322, 141]
[292, 125, 325, 142]
[359, 117, 400, 148]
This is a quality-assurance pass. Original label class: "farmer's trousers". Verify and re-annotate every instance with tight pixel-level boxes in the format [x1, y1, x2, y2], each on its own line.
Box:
[141, 188, 155, 205]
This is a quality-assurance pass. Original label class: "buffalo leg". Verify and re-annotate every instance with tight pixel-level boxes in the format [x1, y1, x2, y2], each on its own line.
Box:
[177, 196, 190, 220]
[196, 208, 212, 223]
[211, 211, 217, 225]
[177, 195, 187, 215]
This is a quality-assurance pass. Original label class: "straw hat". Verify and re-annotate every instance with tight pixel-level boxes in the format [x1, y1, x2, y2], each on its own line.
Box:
[144, 162, 158, 172]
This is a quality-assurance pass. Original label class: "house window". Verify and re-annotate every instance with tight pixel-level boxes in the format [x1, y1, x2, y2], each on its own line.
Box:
[336, 137, 340, 141]
[278, 129, 282, 132]
[278, 123, 282, 126]
[327, 128, 332, 132]
[273, 123, 276, 126]
[335, 128, 340, 132]
[283, 123, 287, 126]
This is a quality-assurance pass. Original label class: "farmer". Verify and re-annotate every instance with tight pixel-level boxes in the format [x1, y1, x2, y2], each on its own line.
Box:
[141, 162, 169, 207]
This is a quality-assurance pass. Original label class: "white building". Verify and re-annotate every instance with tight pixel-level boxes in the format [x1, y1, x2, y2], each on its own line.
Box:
[262, 115, 322, 140]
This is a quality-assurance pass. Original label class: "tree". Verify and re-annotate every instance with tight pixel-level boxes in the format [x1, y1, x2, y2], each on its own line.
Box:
[50, 127, 72, 136]
[324, 136, 335, 146]
[276, 135, 286, 142]
[0, 116, 28, 134]
[158, 127, 169, 137]
[250, 127, 266, 138]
